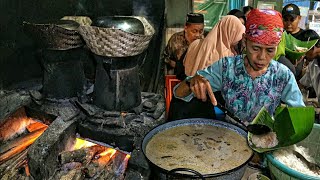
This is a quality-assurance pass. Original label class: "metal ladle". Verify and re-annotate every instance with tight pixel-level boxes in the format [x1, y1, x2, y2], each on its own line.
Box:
[216, 103, 271, 135]
[293, 150, 320, 173]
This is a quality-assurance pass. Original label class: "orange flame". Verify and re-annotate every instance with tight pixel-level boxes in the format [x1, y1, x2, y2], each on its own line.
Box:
[73, 138, 96, 150]
[125, 154, 131, 160]
[100, 148, 117, 157]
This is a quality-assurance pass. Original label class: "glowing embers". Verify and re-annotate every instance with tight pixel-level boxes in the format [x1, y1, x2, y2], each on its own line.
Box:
[0, 107, 48, 178]
[53, 138, 131, 179]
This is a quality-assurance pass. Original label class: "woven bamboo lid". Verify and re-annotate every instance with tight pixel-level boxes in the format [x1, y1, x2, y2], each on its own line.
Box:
[78, 16, 155, 57]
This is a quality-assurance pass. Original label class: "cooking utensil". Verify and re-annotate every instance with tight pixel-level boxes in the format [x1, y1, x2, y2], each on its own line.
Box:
[142, 118, 254, 179]
[247, 124, 271, 135]
[167, 168, 205, 180]
[216, 103, 271, 135]
[293, 150, 320, 173]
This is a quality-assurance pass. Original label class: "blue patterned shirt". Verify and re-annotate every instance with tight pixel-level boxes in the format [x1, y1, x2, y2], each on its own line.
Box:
[174, 55, 305, 122]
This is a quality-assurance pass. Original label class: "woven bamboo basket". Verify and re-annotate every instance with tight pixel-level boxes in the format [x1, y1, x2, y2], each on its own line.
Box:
[61, 16, 92, 26]
[78, 16, 155, 57]
[23, 20, 84, 50]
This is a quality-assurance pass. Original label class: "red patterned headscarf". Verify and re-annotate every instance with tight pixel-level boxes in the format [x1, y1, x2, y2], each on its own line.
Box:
[245, 9, 284, 46]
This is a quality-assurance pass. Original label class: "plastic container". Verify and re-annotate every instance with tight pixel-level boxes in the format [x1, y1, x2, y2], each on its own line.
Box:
[266, 123, 320, 180]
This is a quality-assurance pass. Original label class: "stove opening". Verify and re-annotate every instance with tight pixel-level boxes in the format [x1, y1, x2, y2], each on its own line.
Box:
[53, 136, 130, 179]
[0, 106, 55, 179]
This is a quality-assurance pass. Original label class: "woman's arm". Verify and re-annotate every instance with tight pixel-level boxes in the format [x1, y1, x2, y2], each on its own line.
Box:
[174, 58, 225, 105]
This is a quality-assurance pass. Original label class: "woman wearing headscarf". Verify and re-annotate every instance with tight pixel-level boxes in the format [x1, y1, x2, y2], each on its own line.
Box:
[174, 9, 304, 124]
[183, 15, 245, 76]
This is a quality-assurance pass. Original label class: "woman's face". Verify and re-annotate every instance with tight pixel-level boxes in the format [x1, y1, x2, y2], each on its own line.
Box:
[245, 39, 277, 71]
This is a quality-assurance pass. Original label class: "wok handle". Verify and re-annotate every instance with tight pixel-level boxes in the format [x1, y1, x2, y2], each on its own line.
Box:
[167, 168, 205, 180]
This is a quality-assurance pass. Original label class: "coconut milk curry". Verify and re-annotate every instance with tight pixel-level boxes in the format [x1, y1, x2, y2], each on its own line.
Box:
[146, 124, 252, 174]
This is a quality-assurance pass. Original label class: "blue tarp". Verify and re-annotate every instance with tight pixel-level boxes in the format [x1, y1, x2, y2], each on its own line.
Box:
[283, 0, 310, 8]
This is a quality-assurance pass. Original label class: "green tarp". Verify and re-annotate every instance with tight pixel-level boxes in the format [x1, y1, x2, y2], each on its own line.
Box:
[193, 0, 228, 30]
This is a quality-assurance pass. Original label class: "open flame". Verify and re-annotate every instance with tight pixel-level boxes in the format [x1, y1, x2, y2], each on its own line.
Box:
[99, 148, 117, 157]
[73, 138, 96, 150]
[125, 154, 131, 159]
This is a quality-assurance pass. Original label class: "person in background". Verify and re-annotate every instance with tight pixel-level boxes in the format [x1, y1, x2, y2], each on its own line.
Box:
[227, 9, 246, 25]
[299, 30, 320, 104]
[163, 13, 204, 75]
[167, 15, 244, 121]
[282, 3, 305, 39]
[174, 9, 304, 124]
[243, 6, 253, 17]
[282, 3, 306, 78]
[274, 33, 297, 76]
[183, 15, 245, 77]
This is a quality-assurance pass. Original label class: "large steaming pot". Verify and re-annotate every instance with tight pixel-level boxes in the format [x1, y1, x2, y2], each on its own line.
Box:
[142, 119, 254, 180]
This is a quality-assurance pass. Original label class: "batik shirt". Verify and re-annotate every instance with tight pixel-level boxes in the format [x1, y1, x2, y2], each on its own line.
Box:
[163, 31, 189, 66]
[174, 55, 305, 122]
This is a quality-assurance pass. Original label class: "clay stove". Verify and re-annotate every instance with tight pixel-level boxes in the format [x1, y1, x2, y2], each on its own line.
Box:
[0, 15, 163, 180]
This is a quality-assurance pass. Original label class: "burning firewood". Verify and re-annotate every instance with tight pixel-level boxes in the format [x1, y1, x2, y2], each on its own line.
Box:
[0, 158, 28, 179]
[82, 149, 116, 178]
[108, 151, 129, 179]
[85, 151, 127, 180]
[0, 116, 36, 142]
[58, 145, 107, 165]
[0, 124, 48, 155]
[0, 149, 27, 177]
[0, 127, 47, 164]
[26, 121, 48, 133]
[23, 163, 30, 177]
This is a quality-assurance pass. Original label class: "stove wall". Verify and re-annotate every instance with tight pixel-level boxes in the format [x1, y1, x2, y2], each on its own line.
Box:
[0, 0, 165, 92]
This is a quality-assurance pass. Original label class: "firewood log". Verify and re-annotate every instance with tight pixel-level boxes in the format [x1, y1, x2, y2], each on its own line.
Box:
[0, 149, 27, 177]
[0, 116, 36, 142]
[26, 121, 48, 133]
[82, 151, 114, 178]
[23, 163, 30, 177]
[110, 151, 127, 175]
[0, 127, 46, 164]
[58, 145, 107, 165]
[0, 126, 46, 155]
[61, 162, 82, 172]
[59, 169, 84, 180]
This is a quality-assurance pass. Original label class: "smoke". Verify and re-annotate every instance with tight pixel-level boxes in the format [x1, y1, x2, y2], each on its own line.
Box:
[133, 1, 151, 17]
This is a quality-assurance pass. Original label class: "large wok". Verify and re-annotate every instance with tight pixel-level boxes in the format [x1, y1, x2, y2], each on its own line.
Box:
[142, 118, 254, 180]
